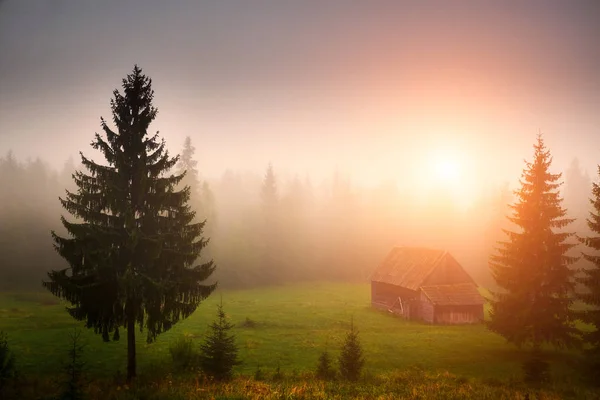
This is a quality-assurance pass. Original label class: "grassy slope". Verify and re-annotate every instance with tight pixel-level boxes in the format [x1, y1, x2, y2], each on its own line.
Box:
[0, 283, 585, 382]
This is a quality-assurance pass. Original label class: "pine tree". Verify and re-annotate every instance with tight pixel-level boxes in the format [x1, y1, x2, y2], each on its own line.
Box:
[565, 158, 592, 238]
[61, 329, 86, 400]
[199, 299, 240, 381]
[176, 136, 201, 208]
[316, 349, 336, 380]
[261, 163, 278, 217]
[0, 331, 16, 395]
[200, 181, 217, 238]
[577, 165, 600, 377]
[43, 66, 216, 382]
[260, 163, 281, 283]
[338, 318, 364, 381]
[487, 134, 580, 352]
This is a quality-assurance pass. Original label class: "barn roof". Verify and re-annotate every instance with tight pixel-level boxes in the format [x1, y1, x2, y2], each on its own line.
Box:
[370, 247, 448, 290]
[420, 283, 485, 306]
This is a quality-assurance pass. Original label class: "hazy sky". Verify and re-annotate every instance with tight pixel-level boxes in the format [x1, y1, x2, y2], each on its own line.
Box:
[1, 1, 599, 200]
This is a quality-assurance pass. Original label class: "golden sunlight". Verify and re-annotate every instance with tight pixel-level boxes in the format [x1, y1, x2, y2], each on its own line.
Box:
[427, 146, 464, 186]
[413, 144, 477, 211]
[432, 158, 461, 184]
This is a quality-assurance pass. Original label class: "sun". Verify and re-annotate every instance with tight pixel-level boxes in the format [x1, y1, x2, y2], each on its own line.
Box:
[408, 142, 477, 210]
[432, 158, 461, 183]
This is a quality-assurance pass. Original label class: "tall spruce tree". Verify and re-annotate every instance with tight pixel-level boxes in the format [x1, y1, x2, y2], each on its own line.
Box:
[43, 66, 216, 382]
[577, 165, 600, 373]
[487, 134, 579, 351]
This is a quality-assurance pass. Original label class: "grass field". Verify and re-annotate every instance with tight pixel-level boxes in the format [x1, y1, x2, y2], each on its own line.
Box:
[0, 282, 587, 384]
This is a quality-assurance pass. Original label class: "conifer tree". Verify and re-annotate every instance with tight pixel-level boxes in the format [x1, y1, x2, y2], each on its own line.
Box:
[316, 349, 336, 380]
[199, 299, 240, 381]
[565, 158, 592, 240]
[260, 163, 281, 282]
[61, 329, 86, 400]
[338, 318, 364, 381]
[0, 331, 16, 395]
[261, 163, 278, 217]
[43, 66, 216, 382]
[487, 134, 580, 351]
[577, 165, 600, 375]
[176, 136, 201, 205]
[201, 181, 217, 233]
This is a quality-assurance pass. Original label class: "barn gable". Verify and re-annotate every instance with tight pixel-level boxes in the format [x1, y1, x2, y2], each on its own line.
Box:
[370, 247, 474, 290]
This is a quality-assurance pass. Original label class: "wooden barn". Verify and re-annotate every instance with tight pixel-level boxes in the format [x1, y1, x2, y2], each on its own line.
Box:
[370, 247, 484, 324]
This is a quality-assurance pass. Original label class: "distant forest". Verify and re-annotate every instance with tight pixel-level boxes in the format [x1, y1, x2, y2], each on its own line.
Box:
[0, 149, 593, 291]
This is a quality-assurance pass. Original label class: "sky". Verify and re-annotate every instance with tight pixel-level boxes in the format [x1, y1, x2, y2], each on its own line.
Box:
[1, 0, 599, 205]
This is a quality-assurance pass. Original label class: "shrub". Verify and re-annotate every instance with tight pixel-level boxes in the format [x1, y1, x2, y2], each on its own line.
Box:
[169, 335, 197, 372]
[0, 331, 17, 394]
[522, 349, 550, 385]
[338, 318, 365, 381]
[241, 317, 258, 328]
[315, 350, 336, 380]
[272, 362, 284, 381]
[581, 348, 600, 386]
[254, 365, 265, 381]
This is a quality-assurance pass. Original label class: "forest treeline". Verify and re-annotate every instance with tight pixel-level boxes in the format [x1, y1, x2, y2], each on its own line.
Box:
[0, 147, 593, 291]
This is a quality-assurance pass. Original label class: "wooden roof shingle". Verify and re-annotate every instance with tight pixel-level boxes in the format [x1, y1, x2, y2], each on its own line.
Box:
[369, 247, 447, 290]
[420, 283, 485, 306]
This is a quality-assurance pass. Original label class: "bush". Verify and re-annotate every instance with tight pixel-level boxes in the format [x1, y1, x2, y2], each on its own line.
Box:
[315, 350, 336, 380]
[522, 349, 550, 385]
[581, 348, 600, 386]
[254, 365, 265, 381]
[272, 362, 284, 381]
[338, 318, 365, 381]
[0, 331, 17, 394]
[241, 317, 258, 328]
[169, 335, 198, 372]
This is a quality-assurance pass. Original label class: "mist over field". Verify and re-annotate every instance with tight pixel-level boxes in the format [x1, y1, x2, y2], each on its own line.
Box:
[1, 0, 599, 291]
[1, 1, 600, 399]
[0, 150, 594, 291]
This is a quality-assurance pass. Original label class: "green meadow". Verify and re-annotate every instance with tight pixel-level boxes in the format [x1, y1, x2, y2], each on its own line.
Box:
[0, 283, 585, 379]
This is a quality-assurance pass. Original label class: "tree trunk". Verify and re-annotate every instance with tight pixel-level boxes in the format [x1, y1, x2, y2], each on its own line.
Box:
[126, 313, 136, 382]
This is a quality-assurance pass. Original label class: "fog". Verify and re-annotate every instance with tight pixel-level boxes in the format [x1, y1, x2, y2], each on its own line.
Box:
[1, 1, 599, 290]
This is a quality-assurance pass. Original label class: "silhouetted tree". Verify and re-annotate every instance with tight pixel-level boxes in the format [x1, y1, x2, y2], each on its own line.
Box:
[338, 318, 364, 381]
[316, 349, 336, 380]
[59, 157, 79, 193]
[200, 181, 217, 238]
[176, 136, 201, 206]
[487, 134, 580, 353]
[43, 66, 216, 382]
[0, 331, 16, 395]
[60, 329, 86, 400]
[260, 163, 278, 217]
[260, 163, 281, 282]
[577, 165, 600, 378]
[199, 300, 240, 381]
[323, 171, 364, 280]
[0, 152, 63, 289]
[478, 182, 513, 287]
[565, 158, 591, 234]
